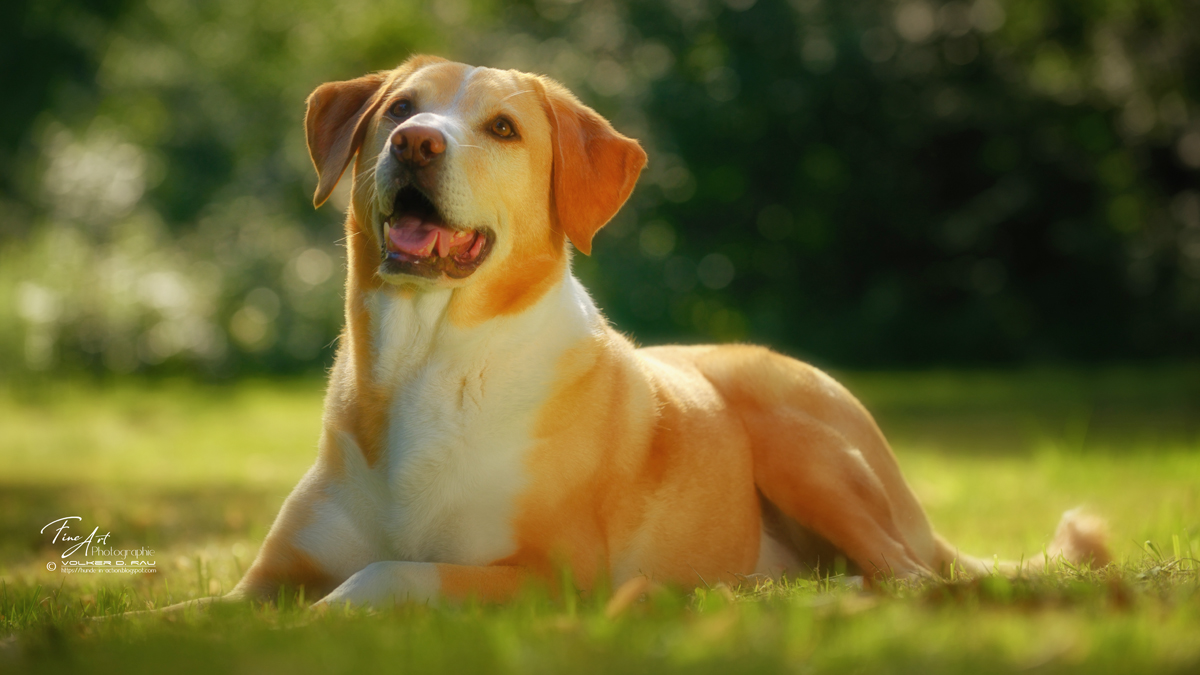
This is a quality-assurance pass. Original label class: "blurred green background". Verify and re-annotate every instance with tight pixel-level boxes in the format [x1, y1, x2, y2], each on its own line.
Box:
[2, 0, 1199, 377]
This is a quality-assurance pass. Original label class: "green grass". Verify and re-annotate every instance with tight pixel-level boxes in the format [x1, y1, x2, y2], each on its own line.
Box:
[1, 368, 1198, 673]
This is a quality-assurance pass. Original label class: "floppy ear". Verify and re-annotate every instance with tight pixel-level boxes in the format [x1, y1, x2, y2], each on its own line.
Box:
[305, 72, 387, 208]
[542, 81, 648, 255]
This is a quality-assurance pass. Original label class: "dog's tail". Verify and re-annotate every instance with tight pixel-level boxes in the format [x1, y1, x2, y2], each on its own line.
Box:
[935, 507, 1111, 577]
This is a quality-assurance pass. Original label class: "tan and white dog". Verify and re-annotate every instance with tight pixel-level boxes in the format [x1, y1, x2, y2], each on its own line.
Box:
[224, 55, 1107, 608]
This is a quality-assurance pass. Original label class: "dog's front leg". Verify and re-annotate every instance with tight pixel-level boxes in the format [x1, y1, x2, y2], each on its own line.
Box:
[311, 562, 525, 609]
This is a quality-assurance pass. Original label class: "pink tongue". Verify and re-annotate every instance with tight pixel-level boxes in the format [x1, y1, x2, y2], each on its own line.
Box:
[388, 216, 474, 258]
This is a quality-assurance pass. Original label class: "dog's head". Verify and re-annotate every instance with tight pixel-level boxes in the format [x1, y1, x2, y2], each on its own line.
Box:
[305, 56, 646, 310]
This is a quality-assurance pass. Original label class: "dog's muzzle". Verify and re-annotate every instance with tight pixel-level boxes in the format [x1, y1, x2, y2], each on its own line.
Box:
[379, 185, 494, 280]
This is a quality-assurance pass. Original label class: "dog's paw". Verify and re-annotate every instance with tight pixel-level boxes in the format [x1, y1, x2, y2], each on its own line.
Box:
[311, 561, 441, 610]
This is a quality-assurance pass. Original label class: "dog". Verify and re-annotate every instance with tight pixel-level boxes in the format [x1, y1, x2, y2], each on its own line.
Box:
[221, 55, 1108, 609]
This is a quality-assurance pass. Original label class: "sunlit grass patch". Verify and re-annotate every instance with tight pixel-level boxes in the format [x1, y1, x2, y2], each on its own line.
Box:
[1, 557, 1197, 674]
[0, 377, 324, 488]
[0, 368, 1198, 672]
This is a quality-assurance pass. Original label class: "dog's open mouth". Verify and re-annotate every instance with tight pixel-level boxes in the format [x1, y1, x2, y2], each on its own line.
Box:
[382, 186, 493, 280]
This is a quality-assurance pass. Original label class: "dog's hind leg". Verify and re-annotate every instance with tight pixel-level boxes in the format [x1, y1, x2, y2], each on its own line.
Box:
[675, 346, 1110, 581]
[743, 405, 935, 579]
[685, 346, 943, 579]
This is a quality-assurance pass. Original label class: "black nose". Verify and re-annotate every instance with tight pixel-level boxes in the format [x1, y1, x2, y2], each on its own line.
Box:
[391, 125, 446, 168]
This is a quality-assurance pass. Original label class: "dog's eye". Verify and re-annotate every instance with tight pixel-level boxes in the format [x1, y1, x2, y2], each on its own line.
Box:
[490, 116, 517, 139]
[390, 99, 413, 119]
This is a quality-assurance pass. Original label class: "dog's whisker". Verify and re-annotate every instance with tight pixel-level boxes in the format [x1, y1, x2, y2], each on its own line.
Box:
[355, 169, 384, 200]
[354, 168, 380, 189]
[499, 89, 533, 103]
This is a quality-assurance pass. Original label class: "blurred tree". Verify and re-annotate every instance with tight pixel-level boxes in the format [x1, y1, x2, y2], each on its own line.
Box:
[1, 0, 1198, 376]
[0, 0, 133, 236]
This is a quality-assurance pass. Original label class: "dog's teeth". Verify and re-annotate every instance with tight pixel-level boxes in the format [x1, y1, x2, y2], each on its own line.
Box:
[465, 232, 485, 261]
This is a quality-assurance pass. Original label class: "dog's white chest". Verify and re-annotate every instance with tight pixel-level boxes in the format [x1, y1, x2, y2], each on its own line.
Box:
[380, 356, 534, 564]
[362, 284, 591, 566]
[298, 279, 597, 578]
